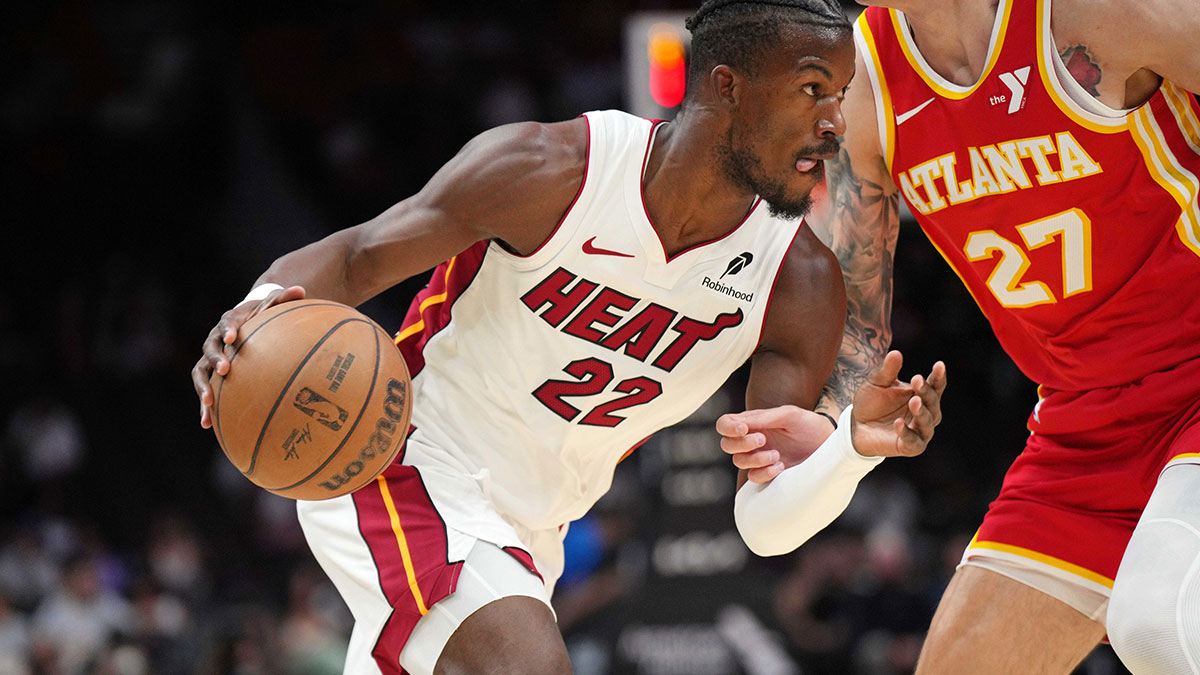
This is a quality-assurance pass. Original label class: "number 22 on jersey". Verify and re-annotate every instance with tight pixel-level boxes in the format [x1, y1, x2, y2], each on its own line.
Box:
[964, 208, 1093, 308]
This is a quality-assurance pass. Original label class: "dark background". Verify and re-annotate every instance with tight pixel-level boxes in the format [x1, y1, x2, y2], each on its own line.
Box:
[0, 1, 1138, 673]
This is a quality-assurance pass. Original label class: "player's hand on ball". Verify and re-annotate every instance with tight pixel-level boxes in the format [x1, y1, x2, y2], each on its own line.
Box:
[850, 350, 946, 458]
[191, 285, 307, 428]
[716, 406, 839, 484]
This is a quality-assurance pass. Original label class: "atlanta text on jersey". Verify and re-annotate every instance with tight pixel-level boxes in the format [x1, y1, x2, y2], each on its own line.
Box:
[899, 131, 1103, 215]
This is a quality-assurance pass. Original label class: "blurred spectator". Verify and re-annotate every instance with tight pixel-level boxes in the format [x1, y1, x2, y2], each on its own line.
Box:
[4, 395, 86, 487]
[129, 576, 193, 675]
[772, 533, 864, 672]
[279, 564, 350, 675]
[0, 592, 31, 675]
[145, 516, 208, 602]
[0, 526, 59, 613]
[31, 553, 137, 675]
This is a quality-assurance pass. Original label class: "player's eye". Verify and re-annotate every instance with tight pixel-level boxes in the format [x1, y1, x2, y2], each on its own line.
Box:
[801, 83, 820, 97]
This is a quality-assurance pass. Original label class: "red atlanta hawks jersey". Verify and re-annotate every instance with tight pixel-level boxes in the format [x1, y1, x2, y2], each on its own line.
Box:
[857, 0, 1200, 390]
[390, 110, 805, 531]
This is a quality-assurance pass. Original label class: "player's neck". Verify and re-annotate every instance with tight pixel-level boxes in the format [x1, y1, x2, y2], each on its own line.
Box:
[640, 117, 760, 258]
[897, 0, 1000, 87]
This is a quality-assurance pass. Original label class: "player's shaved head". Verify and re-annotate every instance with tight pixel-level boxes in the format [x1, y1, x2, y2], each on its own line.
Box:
[684, 0, 851, 105]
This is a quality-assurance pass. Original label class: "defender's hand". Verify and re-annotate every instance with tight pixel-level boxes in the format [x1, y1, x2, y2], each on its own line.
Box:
[850, 350, 946, 458]
[191, 285, 307, 428]
[716, 406, 838, 484]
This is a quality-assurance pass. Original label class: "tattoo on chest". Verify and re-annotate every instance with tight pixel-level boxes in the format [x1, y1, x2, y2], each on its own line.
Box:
[1059, 45, 1102, 96]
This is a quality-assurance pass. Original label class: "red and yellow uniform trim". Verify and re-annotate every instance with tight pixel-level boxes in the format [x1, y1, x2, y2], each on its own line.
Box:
[967, 533, 1115, 589]
[854, 12, 897, 172]
[1130, 97, 1200, 258]
[890, 2, 1012, 100]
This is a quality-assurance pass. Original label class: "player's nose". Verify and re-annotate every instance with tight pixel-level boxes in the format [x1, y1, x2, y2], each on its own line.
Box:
[816, 98, 846, 138]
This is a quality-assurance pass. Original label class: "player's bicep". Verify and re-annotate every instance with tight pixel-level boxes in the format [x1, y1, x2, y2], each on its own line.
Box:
[748, 234, 847, 410]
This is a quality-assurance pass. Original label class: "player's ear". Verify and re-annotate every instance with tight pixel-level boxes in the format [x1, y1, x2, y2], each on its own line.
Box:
[710, 64, 741, 109]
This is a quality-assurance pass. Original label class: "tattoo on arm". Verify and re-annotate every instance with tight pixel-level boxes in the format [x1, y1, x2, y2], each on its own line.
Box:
[1060, 45, 1102, 97]
[814, 146, 900, 416]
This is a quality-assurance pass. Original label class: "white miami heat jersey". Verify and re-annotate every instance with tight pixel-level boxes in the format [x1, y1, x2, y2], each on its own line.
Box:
[393, 109, 806, 532]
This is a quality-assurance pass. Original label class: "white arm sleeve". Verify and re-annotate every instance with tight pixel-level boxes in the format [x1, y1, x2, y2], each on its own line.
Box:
[734, 405, 883, 557]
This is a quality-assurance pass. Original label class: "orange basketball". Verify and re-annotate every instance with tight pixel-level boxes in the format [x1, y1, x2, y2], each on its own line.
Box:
[210, 300, 412, 500]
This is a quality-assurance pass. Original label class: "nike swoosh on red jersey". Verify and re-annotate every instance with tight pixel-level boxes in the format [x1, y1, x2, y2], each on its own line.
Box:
[582, 237, 635, 258]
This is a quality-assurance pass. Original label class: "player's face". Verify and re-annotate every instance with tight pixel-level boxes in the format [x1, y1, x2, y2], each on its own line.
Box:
[720, 27, 855, 219]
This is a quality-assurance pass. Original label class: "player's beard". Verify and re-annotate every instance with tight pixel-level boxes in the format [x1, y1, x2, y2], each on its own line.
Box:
[719, 127, 815, 221]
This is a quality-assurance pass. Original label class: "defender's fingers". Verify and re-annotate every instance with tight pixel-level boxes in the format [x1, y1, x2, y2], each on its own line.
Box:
[927, 361, 948, 394]
[894, 418, 927, 454]
[867, 350, 904, 387]
[916, 378, 943, 425]
[906, 396, 935, 439]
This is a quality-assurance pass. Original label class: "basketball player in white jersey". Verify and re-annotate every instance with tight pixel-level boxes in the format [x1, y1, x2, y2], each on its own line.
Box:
[192, 1, 946, 673]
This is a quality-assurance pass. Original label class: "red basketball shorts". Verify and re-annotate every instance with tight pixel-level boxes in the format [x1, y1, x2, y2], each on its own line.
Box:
[966, 356, 1200, 595]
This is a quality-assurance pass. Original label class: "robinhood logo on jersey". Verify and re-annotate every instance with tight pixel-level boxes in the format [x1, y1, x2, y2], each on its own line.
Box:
[702, 252, 755, 303]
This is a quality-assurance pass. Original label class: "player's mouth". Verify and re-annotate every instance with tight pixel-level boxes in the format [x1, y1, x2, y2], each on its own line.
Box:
[795, 151, 835, 173]
[794, 139, 840, 174]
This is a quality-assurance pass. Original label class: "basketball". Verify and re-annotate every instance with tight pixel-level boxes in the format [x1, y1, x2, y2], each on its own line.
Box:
[210, 301, 412, 500]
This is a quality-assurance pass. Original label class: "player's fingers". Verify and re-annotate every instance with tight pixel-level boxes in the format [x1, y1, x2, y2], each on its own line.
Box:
[192, 356, 213, 404]
[715, 413, 749, 437]
[867, 350, 904, 387]
[261, 285, 307, 311]
[906, 395, 935, 440]
[730, 448, 780, 471]
[746, 462, 785, 484]
[721, 405, 806, 433]
[894, 418, 928, 456]
[720, 433, 765, 455]
[201, 331, 230, 376]
[927, 361, 948, 395]
[916, 377, 943, 426]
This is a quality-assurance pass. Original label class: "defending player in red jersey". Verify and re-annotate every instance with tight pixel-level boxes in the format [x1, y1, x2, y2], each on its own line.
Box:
[191, 2, 947, 673]
[721, 0, 1200, 671]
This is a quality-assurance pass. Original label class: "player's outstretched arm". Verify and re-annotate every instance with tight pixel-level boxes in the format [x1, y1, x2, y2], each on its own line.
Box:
[192, 118, 588, 427]
[723, 352, 946, 556]
[805, 49, 901, 423]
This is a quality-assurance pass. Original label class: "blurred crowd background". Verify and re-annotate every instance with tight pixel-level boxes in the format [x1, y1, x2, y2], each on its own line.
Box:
[2, 1, 1157, 673]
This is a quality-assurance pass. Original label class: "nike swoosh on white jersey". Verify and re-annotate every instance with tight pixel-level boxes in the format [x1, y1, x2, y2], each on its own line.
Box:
[896, 97, 936, 125]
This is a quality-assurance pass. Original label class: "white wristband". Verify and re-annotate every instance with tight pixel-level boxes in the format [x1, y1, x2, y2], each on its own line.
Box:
[242, 283, 284, 305]
[733, 405, 883, 557]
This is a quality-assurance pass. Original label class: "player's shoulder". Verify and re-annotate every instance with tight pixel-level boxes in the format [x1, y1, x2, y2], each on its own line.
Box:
[774, 224, 845, 305]
[755, 222, 847, 360]
[463, 118, 588, 176]
[1052, 0, 1179, 55]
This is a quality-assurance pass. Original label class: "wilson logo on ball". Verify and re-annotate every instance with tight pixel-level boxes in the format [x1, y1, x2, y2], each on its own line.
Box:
[320, 377, 409, 492]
